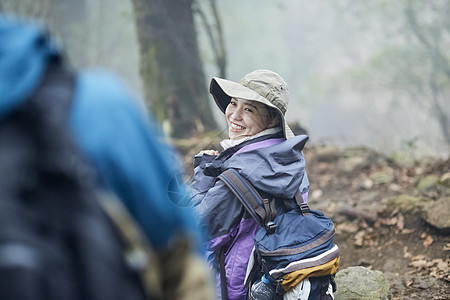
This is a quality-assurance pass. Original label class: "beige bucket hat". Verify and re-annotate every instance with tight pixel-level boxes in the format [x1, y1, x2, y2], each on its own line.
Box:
[209, 69, 295, 139]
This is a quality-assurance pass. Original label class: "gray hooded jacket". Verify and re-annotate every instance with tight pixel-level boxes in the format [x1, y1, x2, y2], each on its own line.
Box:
[191, 134, 310, 299]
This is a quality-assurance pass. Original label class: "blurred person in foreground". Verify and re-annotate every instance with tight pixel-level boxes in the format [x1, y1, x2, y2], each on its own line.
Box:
[0, 14, 214, 300]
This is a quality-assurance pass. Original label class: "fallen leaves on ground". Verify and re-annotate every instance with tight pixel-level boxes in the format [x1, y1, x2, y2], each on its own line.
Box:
[409, 255, 450, 282]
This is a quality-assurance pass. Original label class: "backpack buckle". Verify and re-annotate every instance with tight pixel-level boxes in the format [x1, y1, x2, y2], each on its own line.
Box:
[299, 203, 310, 215]
[266, 221, 276, 235]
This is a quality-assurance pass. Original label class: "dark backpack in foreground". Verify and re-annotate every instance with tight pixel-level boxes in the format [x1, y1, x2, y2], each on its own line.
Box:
[0, 61, 153, 300]
[217, 169, 340, 300]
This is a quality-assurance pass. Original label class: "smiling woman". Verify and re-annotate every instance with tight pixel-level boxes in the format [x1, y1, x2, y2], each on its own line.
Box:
[189, 70, 324, 299]
[225, 98, 276, 140]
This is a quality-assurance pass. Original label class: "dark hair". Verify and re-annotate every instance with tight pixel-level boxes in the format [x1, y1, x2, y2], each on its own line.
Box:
[267, 107, 281, 128]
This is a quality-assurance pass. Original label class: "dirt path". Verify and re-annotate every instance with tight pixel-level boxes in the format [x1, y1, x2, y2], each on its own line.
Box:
[303, 146, 450, 299]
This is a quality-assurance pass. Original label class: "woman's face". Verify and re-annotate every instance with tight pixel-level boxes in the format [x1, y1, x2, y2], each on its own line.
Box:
[225, 98, 271, 140]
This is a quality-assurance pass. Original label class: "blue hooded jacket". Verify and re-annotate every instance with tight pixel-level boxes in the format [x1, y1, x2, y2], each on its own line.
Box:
[0, 15, 199, 250]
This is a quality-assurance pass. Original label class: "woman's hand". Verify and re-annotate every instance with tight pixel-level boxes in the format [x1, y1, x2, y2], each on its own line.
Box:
[197, 150, 219, 156]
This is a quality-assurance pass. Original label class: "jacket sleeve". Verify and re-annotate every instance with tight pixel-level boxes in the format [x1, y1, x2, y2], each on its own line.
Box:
[193, 177, 244, 251]
[189, 154, 217, 206]
[69, 70, 200, 250]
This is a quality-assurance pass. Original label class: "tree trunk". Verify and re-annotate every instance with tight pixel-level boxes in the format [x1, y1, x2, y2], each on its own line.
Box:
[131, 0, 218, 138]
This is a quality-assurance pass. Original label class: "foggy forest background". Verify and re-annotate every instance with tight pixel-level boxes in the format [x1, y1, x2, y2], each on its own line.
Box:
[1, 0, 449, 161]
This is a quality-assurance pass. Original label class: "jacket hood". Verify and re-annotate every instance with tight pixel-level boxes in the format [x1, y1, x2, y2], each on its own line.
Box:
[224, 135, 309, 199]
[0, 15, 59, 120]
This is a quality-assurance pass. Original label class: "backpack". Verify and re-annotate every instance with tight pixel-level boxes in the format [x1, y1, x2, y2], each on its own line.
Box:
[0, 60, 158, 300]
[217, 169, 340, 300]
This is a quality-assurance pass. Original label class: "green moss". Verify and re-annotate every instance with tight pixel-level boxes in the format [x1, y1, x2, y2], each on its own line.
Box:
[387, 194, 431, 214]
[416, 175, 440, 192]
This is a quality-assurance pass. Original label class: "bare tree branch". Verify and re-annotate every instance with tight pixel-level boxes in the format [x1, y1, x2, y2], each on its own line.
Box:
[404, 5, 450, 80]
[429, 63, 450, 145]
[193, 0, 227, 78]
[209, 0, 226, 77]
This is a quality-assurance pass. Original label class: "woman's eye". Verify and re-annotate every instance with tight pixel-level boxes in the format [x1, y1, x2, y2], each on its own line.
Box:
[244, 107, 254, 113]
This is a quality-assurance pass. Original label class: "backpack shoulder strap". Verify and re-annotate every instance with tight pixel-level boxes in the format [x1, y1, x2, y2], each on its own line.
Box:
[294, 189, 311, 216]
[217, 169, 277, 234]
[28, 59, 76, 118]
[14, 59, 77, 163]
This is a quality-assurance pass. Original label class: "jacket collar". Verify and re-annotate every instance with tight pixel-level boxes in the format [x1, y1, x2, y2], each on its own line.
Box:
[203, 132, 283, 177]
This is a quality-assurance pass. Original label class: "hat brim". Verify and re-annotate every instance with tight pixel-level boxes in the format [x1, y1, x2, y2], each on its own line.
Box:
[210, 77, 295, 139]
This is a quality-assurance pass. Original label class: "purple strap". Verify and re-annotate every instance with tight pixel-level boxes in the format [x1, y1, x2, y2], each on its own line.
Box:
[234, 138, 285, 156]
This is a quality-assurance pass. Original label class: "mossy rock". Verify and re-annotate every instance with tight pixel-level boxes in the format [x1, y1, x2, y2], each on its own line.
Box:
[387, 194, 431, 214]
[369, 168, 394, 185]
[439, 172, 450, 187]
[422, 197, 450, 232]
[389, 150, 416, 168]
[335, 266, 392, 300]
[315, 146, 342, 162]
[417, 175, 440, 192]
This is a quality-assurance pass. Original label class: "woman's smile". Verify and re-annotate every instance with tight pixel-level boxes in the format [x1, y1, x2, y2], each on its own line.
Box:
[230, 122, 245, 131]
